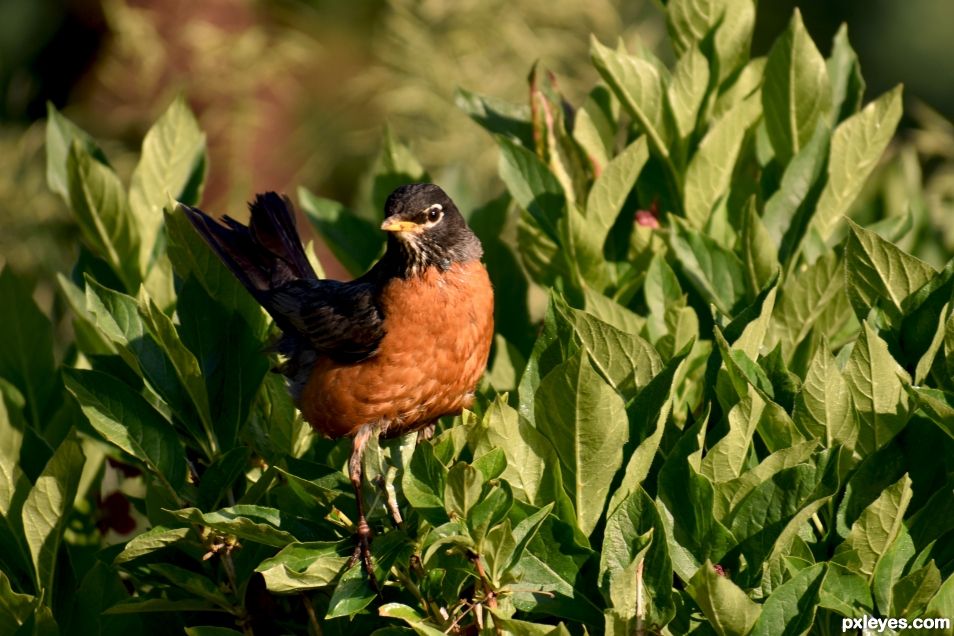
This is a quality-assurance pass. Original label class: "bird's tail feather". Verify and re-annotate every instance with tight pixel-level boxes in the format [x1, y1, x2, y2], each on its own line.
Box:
[180, 193, 317, 303]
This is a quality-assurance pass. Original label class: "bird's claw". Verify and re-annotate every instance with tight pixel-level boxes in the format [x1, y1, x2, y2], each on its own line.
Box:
[347, 518, 380, 593]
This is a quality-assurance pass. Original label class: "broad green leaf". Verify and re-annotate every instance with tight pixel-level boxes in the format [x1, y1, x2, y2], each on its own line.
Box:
[0, 569, 35, 635]
[22, 439, 84, 596]
[701, 395, 761, 483]
[170, 506, 308, 547]
[63, 368, 186, 491]
[299, 187, 383, 277]
[497, 135, 565, 242]
[600, 488, 673, 627]
[67, 142, 141, 291]
[45, 103, 107, 201]
[103, 598, 226, 614]
[922, 574, 954, 624]
[573, 85, 618, 172]
[891, 561, 941, 618]
[687, 561, 761, 636]
[907, 386, 954, 440]
[443, 461, 482, 521]
[177, 278, 269, 453]
[534, 351, 627, 536]
[255, 541, 349, 593]
[712, 0, 756, 82]
[139, 294, 216, 449]
[761, 9, 831, 164]
[184, 628, 244, 636]
[845, 219, 936, 323]
[684, 95, 761, 228]
[843, 322, 911, 454]
[467, 480, 513, 545]
[715, 440, 819, 519]
[809, 86, 903, 244]
[749, 563, 827, 636]
[793, 340, 857, 450]
[379, 603, 446, 635]
[163, 205, 267, 332]
[741, 199, 778, 296]
[454, 87, 533, 148]
[113, 526, 191, 564]
[129, 96, 206, 271]
[0, 269, 58, 427]
[402, 440, 448, 526]
[769, 251, 851, 357]
[669, 216, 746, 315]
[555, 298, 661, 398]
[512, 509, 602, 626]
[666, 0, 717, 57]
[873, 529, 915, 615]
[590, 37, 671, 164]
[827, 25, 866, 124]
[833, 474, 913, 580]
[657, 420, 736, 581]
[762, 122, 830, 252]
[582, 288, 645, 335]
[149, 563, 230, 609]
[668, 44, 709, 140]
[585, 137, 648, 247]
[819, 562, 874, 616]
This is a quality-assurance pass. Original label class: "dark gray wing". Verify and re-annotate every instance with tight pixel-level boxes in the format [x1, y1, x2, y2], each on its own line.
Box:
[266, 278, 385, 363]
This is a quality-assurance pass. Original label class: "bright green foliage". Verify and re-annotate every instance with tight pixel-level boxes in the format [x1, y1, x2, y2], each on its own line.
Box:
[1, 5, 953, 635]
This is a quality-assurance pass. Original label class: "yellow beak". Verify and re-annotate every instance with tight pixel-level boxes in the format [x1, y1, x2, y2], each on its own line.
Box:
[381, 218, 422, 233]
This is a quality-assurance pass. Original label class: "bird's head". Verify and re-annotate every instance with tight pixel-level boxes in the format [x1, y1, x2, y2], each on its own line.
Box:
[380, 183, 482, 276]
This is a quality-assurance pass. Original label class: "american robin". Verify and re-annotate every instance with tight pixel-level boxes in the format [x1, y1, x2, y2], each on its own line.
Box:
[181, 183, 494, 588]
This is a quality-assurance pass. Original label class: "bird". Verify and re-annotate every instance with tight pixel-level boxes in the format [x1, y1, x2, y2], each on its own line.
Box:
[180, 183, 494, 589]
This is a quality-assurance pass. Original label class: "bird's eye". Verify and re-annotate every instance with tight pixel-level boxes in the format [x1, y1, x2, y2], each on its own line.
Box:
[426, 204, 443, 223]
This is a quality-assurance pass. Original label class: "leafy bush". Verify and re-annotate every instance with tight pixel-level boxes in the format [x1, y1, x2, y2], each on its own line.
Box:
[2, 3, 954, 635]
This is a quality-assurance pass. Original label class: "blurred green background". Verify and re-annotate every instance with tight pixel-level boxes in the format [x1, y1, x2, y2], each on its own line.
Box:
[2, 0, 953, 292]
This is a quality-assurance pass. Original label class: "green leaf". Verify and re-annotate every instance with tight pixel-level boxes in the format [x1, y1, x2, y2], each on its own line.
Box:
[907, 386, 954, 440]
[129, 96, 207, 271]
[67, 142, 141, 291]
[554, 298, 661, 398]
[809, 86, 903, 244]
[164, 205, 267, 332]
[667, 44, 709, 140]
[827, 25, 866, 124]
[0, 569, 35, 635]
[584, 137, 648, 250]
[496, 135, 565, 242]
[845, 219, 936, 323]
[600, 488, 673, 627]
[534, 351, 628, 535]
[402, 441, 448, 526]
[762, 122, 830, 252]
[299, 187, 384, 277]
[818, 562, 873, 616]
[0, 269, 58, 427]
[169, 506, 309, 547]
[113, 526, 191, 564]
[833, 474, 913, 580]
[369, 127, 429, 218]
[873, 529, 915, 614]
[891, 561, 941, 618]
[443, 462, 482, 521]
[590, 37, 672, 165]
[749, 563, 827, 636]
[769, 251, 851, 357]
[255, 541, 350, 593]
[22, 439, 84, 596]
[712, 0, 756, 83]
[740, 199, 778, 296]
[454, 88, 533, 148]
[684, 95, 761, 229]
[669, 216, 746, 315]
[184, 628, 244, 636]
[761, 9, 831, 164]
[843, 322, 911, 455]
[45, 103, 107, 202]
[793, 340, 857, 450]
[149, 563, 230, 609]
[686, 562, 761, 636]
[177, 278, 269, 453]
[63, 368, 186, 491]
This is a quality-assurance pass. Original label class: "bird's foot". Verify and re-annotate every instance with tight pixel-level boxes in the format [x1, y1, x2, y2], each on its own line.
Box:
[347, 517, 380, 593]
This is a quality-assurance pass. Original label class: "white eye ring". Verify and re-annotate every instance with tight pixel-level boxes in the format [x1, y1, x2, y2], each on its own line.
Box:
[424, 203, 443, 223]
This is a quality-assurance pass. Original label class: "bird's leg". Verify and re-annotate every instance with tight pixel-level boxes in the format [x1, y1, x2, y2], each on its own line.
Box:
[347, 424, 380, 592]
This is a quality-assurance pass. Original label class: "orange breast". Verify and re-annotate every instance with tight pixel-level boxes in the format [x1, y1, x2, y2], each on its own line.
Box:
[299, 261, 494, 438]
